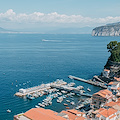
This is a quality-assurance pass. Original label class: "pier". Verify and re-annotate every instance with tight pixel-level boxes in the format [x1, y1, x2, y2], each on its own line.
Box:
[68, 75, 107, 89]
[15, 79, 67, 97]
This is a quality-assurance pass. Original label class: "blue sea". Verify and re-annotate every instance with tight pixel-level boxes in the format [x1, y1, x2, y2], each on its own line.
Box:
[0, 34, 120, 120]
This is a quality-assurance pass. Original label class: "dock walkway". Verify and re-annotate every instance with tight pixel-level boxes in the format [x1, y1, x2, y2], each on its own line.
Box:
[68, 75, 107, 89]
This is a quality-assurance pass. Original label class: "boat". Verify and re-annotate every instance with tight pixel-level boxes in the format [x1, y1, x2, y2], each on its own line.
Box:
[38, 103, 45, 108]
[87, 88, 91, 92]
[35, 105, 40, 108]
[26, 94, 35, 100]
[66, 100, 70, 103]
[67, 82, 75, 87]
[66, 107, 70, 109]
[63, 103, 68, 106]
[70, 101, 75, 105]
[7, 109, 11, 113]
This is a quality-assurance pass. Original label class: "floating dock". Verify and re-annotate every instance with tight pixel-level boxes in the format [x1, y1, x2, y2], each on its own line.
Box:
[68, 75, 107, 89]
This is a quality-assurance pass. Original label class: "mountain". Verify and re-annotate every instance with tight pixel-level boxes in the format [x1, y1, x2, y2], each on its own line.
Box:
[92, 22, 120, 36]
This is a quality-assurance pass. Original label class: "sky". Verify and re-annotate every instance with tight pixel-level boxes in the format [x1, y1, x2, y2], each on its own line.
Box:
[0, 0, 120, 32]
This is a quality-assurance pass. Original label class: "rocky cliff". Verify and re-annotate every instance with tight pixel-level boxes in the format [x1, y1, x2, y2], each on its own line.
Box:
[92, 22, 120, 36]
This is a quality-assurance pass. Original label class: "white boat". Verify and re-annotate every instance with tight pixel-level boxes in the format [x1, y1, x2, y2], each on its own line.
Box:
[38, 103, 45, 108]
[66, 100, 70, 103]
[70, 101, 75, 105]
[7, 109, 11, 113]
[87, 88, 91, 92]
[35, 105, 40, 108]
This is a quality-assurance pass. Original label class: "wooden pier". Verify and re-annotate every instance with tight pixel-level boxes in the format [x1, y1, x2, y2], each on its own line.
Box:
[68, 75, 107, 89]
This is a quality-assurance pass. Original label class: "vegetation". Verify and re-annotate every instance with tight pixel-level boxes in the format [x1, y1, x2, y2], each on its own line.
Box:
[107, 41, 120, 62]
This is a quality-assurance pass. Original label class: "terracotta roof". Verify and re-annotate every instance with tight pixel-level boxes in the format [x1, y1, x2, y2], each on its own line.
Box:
[104, 101, 117, 107]
[93, 89, 112, 98]
[67, 109, 85, 115]
[109, 114, 116, 119]
[98, 108, 117, 118]
[61, 110, 86, 120]
[61, 111, 76, 120]
[108, 81, 119, 85]
[104, 69, 110, 72]
[114, 77, 120, 81]
[75, 116, 86, 120]
[24, 108, 66, 120]
[117, 87, 120, 90]
[92, 108, 105, 114]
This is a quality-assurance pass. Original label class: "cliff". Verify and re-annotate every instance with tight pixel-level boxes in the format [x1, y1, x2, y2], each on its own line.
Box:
[92, 22, 120, 36]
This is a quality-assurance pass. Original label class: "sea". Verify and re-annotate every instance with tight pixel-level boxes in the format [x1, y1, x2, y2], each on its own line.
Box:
[0, 34, 120, 120]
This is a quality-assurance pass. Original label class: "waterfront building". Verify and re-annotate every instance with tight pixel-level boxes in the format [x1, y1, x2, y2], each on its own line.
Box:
[108, 81, 120, 94]
[14, 108, 66, 120]
[102, 69, 110, 78]
[91, 89, 114, 109]
[59, 109, 87, 120]
[92, 108, 118, 120]
[14, 108, 87, 120]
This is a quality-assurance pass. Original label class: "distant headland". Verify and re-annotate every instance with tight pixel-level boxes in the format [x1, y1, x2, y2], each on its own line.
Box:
[92, 22, 120, 36]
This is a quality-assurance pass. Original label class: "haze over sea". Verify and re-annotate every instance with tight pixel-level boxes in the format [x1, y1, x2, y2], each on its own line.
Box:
[0, 34, 120, 120]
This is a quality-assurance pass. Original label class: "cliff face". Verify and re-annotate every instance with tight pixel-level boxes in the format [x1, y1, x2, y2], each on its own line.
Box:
[92, 22, 120, 36]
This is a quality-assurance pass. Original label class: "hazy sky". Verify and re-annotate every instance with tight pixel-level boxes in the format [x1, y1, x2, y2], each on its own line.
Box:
[0, 0, 120, 31]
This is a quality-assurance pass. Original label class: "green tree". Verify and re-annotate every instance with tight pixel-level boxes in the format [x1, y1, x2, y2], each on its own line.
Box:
[107, 41, 120, 62]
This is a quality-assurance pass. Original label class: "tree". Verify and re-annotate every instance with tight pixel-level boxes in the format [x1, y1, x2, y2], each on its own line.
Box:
[107, 41, 120, 62]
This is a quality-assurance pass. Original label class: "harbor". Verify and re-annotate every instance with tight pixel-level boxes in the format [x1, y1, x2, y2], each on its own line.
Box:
[14, 79, 93, 112]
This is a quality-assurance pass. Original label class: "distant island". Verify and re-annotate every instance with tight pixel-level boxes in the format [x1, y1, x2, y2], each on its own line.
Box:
[92, 22, 120, 36]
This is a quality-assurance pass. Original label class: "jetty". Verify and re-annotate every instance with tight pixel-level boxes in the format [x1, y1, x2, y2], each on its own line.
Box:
[68, 75, 107, 89]
[15, 79, 67, 97]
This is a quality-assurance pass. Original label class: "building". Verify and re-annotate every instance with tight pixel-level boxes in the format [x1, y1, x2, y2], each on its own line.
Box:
[14, 108, 67, 120]
[92, 89, 114, 109]
[102, 69, 110, 78]
[14, 108, 87, 120]
[108, 81, 120, 93]
[92, 108, 118, 120]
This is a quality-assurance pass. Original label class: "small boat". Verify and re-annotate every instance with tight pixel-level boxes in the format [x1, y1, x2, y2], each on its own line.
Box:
[35, 105, 40, 108]
[87, 88, 91, 92]
[70, 101, 75, 105]
[7, 109, 11, 113]
[26, 94, 35, 100]
[66, 107, 70, 109]
[66, 100, 70, 103]
[38, 103, 45, 108]
[63, 103, 68, 106]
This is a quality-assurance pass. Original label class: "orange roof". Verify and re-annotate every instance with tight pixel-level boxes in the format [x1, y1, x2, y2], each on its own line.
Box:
[109, 114, 116, 119]
[104, 69, 110, 72]
[24, 108, 66, 120]
[98, 108, 117, 118]
[114, 77, 120, 81]
[104, 101, 117, 107]
[67, 109, 85, 115]
[92, 108, 105, 114]
[93, 89, 112, 98]
[117, 87, 120, 90]
[108, 82, 114, 85]
[96, 114, 101, 118]
[75, 116, 86, 120]
[61, 111, 76, 120]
